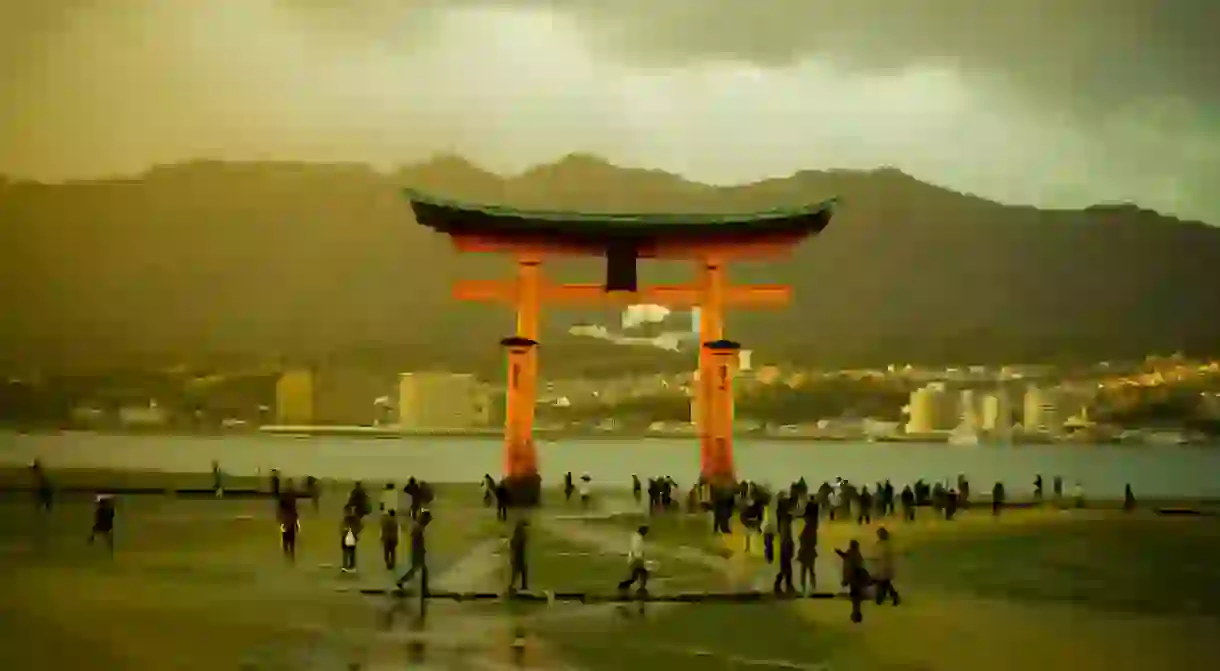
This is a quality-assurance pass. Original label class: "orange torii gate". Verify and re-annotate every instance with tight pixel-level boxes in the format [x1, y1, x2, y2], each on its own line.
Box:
[407, 191, 837, 506]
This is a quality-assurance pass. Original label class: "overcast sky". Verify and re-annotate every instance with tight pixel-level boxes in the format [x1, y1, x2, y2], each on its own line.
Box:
[4, 0, 1218, 222]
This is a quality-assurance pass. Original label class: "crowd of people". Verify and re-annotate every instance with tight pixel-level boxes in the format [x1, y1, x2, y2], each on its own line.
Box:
[24, 459, 1140, 626]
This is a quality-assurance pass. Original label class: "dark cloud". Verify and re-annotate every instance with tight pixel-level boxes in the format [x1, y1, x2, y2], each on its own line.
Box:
[433, 0, 1220, 116]
[1, 0, 1217, 222]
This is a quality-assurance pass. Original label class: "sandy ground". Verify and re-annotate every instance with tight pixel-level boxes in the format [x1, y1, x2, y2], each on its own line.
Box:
[2, 472, 1218, 670]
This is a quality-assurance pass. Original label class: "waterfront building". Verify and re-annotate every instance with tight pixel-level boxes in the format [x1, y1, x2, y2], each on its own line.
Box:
[397, 372, 491, 430]
[980, 390, 1015, 435]
[905, 383, 958, 434]
[275, 368, 395, 426]
[1023, 384, 1095, 436]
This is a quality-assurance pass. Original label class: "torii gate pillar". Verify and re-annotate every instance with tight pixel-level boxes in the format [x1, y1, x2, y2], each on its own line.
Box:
[501, 336, 541, 507]
[701, 339, 741, 487]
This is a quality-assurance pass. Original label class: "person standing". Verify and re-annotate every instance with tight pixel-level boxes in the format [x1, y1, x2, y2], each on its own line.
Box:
[797, 514, 818, 595]
[579, 474, 592, 510]
[495, 479, 509, 522]
[632, 475, 642, 507]
[900, 486, 916, 522]
[992, 481, 1005, 516]
[340, 505, 362, 573]
[761, 501, 777, 564]
[872, 527, 900, 606]
[1033, 474, 1043, 502]
[211, 460, 224, 497]
[279, 493, 300, 562]
[857, 487, 873, 525]
[380, 509, 400, 571]
[305, 475, 320, 512]
[773, 521, 796, 596]
[88, 494, 116, 554]
[31, 461, 53, 513]
[1124, 483, 1137, 512]
[1072, 481, 1085, 509]
[507, 518, 529, 593]
[483, 475, 496, 508]
[617, 525, 650, 593]
[563, 472, 575, 503]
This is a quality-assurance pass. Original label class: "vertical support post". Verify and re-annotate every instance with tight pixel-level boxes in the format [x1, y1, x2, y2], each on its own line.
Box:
[702, 340, 740, 486]
[500, 337, 541, 507]
[515, 257, 542, 451]
[696, 258, 725, 477]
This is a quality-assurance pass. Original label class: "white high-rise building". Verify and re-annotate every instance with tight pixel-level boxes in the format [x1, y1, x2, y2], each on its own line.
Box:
[980, 391, 1015, 435]
[906, 383, 958, 434]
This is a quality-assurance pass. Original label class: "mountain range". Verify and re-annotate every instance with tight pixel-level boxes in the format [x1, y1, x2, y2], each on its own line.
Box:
[3, 154, 1219, 375]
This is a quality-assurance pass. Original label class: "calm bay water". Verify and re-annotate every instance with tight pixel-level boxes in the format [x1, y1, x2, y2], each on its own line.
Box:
[2, 431, 1219, 499]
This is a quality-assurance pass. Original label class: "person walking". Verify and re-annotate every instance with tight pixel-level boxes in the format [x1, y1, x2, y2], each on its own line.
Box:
[617, 525, 650, 594]
[380, 509, 400, 571]
[340, 505, 362, 572]
[872, 527, 900, 606]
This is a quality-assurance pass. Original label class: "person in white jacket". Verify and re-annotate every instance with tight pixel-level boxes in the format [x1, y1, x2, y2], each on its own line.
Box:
[617, 525, 650, 593]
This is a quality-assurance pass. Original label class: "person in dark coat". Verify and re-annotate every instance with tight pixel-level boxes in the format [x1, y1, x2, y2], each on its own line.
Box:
[495, 479, 509, 521]
[945, 489, 958, 521]
[270, 469, 281, 499]
[1033, 475, 1043, 502]
[857, 487, 873, 525]
[507, 518, 529, 592]
[31, 461, 53, 513]
[348, 481, 371, 519]
[1124, 483, 1137, 512]
[395, 510, 432, 593]
[773, 521, 796, 596]
[957, 475, 970, 510]
[992, 481, 1005, 516]
[279, 489, 300, 562]
[89, 494, 116, 554]
[403, 478, 420, 519]
[563, 472, 575, 503]
[883, 480, 896, 516]
[305, 475, 320, 512]
[340, 505, 362, 572]
[836, 540, 869, 623]
[797, 517, 818, 595]
[900, 486, 916, 522]
[380, 509, 400, 571]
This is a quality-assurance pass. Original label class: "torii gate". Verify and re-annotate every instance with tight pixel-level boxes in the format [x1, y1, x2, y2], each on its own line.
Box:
[408, 191, 837, 506]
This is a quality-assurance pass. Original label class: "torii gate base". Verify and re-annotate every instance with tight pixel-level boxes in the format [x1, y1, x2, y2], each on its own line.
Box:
[700, 340, 742, 489]
[501, 336, 542, 508]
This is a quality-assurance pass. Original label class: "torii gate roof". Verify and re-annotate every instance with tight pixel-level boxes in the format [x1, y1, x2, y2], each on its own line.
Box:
[406, 188, 837, 245]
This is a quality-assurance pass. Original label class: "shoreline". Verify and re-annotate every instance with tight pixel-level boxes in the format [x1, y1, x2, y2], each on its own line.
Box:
[2, 466, 1217, 511]
[5, 426, 1217, 447]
